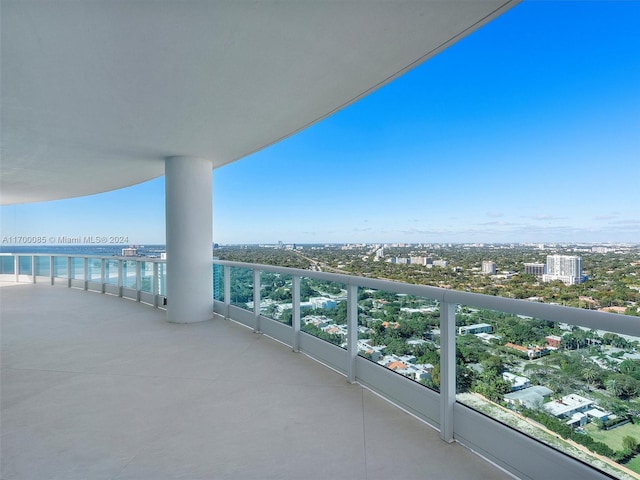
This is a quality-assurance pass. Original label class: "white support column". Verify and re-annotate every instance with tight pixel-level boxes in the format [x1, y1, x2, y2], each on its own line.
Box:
[49, 256, 54, 285]
[31, 255, 36, 283]
[440, 301, 457, 443]
[165, 156, 213, 323]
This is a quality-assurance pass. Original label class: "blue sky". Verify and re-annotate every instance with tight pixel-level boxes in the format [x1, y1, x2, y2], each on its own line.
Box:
[2, 1, 639, 246]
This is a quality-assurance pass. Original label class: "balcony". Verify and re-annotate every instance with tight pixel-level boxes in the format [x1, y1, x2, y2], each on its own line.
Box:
[2, 254, 638, 480]
[2, 262, 509, 480]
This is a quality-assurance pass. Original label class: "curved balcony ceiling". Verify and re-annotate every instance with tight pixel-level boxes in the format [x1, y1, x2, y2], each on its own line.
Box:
[0, 0, 518, 205]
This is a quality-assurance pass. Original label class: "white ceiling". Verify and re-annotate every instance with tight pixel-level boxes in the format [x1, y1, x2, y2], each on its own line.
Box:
[1, 0, 518, 205]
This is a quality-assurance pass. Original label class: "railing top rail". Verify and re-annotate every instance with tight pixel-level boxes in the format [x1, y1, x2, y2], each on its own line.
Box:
[214, 259, 447, 298]
[2, 254, 637, 338]
[8, 253, 167, 262]
[214, 259, 640, 338]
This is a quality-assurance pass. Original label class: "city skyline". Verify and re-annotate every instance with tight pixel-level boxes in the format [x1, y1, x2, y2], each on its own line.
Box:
[1, 1, 639, 246]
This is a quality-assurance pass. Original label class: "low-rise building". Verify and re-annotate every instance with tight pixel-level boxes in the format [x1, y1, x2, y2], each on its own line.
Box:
[505, 342, 549, 359]
[310, 297, 337, 310]
[398, 363, 433, 382]
[504, 386, 553, 409]
[567, 412, 588, 427]
[475, 332, 501, 343]
[545, 335, 562, 348]
[585, 408, 610, 422]
[502, 372, 530, 391]
[458, 323, 492, 336]
[357, 340, 385, 361]
[543, 394, 594, 419]
[381, 321, 400, 330]
[303, 315, 330, 328]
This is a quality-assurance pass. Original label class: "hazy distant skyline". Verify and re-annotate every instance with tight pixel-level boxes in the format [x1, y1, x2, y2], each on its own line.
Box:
[1, 1, 639, 246]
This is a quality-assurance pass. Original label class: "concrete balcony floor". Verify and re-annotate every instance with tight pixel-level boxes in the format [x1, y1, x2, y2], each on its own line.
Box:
[1, 283, 514, 480]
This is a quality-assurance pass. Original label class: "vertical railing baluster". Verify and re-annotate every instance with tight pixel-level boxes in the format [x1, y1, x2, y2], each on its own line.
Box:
[14, 255, 19, 283]
[49, 256, 54, 285]
[118, 259, 123, 297]
[439, 300, 457, 443]
[136, 260, 142, 302]
[253, 269, 261, 333]
[153, 262, 159, 307]
[292, 275, 301, 352]
[224, 265, 231, 319]
[100, 258, 106, 293]
[347, 284, 358, 383]
[66, 256, 72, 288]
[83, 257, 89, 290]
[31, 255, 36, 283]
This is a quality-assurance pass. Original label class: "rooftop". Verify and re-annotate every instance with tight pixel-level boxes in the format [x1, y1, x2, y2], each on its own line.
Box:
[1, 283, 512, 480]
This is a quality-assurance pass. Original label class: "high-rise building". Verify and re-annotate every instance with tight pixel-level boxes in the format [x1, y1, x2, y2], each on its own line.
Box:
[482, 261, 496, 275]
[524, 262, 545, 277]
[410, 256, 427, 266]
[542, 255, 584, 285]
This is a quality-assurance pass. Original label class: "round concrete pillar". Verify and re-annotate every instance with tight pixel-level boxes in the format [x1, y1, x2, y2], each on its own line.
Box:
[165, 156, 213, 323]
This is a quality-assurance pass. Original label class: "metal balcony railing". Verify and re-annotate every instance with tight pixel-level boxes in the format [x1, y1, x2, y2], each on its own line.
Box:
[2, 253, 638, 480]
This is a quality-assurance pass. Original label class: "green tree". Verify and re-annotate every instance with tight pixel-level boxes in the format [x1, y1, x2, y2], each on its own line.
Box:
[620, 359, 640, 380]
[623, 436, 638, 453]
[606, 378, 624, 397]
[480, 355, 504, 376]
[582, 367, 603, 389]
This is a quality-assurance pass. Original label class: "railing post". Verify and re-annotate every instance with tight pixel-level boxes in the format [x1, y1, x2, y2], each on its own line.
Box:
[100, 258, 106, 293]
[153, 262, 159, 307]
[83, 257, 89, 290]
[440, 300, 457, 443]
[253, 270, 261, 333]
[118, 259, 123, 297]
[49, 256, 54, 285]
[66, 257, 72, 288]
[224, 266, 231, 319]
[31, 255, 36, 283]
[14, 255, 19, 283]
[136, 260, 142, 302]
[159, 262, 166, 306]
[292, 275, 301, 352]
[347, 284, 358, 383]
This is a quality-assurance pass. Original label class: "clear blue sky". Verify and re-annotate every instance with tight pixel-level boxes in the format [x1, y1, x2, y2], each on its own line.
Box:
[2, 1, 639, 246]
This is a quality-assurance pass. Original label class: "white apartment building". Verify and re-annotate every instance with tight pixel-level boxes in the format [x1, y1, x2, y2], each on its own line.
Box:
[482, 261, 496, 275]
[542, 255, 584, 285]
